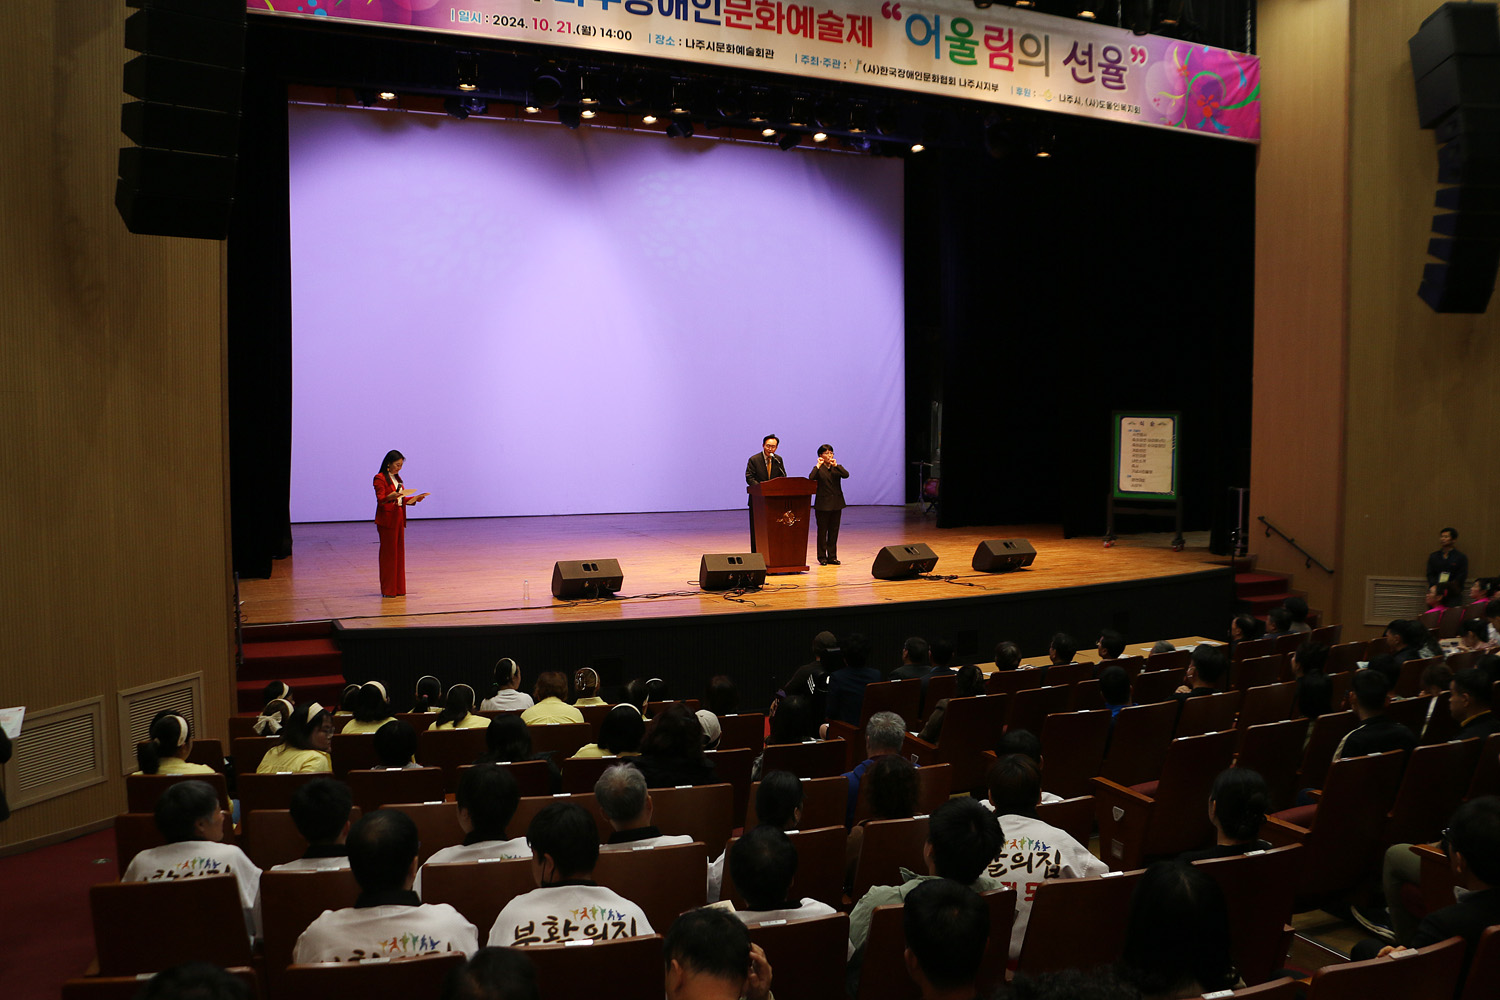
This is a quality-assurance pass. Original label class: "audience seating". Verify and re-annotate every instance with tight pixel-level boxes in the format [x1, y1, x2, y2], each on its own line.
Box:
[1460, 924, 1500, 1000]
[1132, 669, 1186, 705]
[282, 953, 464, 998]
[260, 868, 361, 992]
[1176, 690, 1242, 737]
[1034, 794, 1095, 847]
[848, 815, 930, 900]
[1042, 661, 1092, 687]
[986, 667, 1045, 697]
[923, 673, 958, 712]
[1326, 640, 1367, 674]
[852, 763, 951, 824]
[418, 856, 535, 934]
[578, 703, 614, 731]
[902, 694, 1008, 792]
[592, 841, 708, 931]
[525, 722, 591, 759]
[1385, 694, 1434, 737]
[716, 712, 765, 751]
[1309, 624, 1342, 646]
[238, 771, 324, 814]
[561, 753, 619, 793]
[760, 738, 848, 779]
[112, 812, 238, 878]
[1383, 737, 1483, 846]
[1192, 846, 1301, 985]
[1219, 979, 1303, 999]
[125, 772, 231, 814]
[1297, 710, 1359, 789]
[1235, 655, 1285, 692]
[1091, 729, 1238, 870]
[1146, 648, 1192, 672]
[63, 969, 258, 1000]
[90, 877, 253, 975]
[1422, 693, 1461, 744]
[1303, 935, 1464, 1000]
[1015, 869, 1142, 976]
[1238, 681, 1297, 730]
[242, 806, 361, 870]
[328, 732, 380, 777]
[720, 824, 846, 910]
[1234, 637, 1275, 662]
[1070, 678, 1105, 711]
[648, 782, 734, 851]
[1036, 709, 1111, 798]
[456, 761, 552, 797]
[1005, 685, 1070, 737]
[1100, 701, 1178, 786]
[1272, 632, 1306, 657]
[184, 738, 225, 771]
[230, 735, 278, 774]
[1263, 749, 1408, 909]
[745, 912, 849, 1000]
[1235, 718, 1312, 812]
[849, 679, 925, 732]
[744, 775, 846, 830]
[853, 888, 1015, 1000]
[1439, 605, 1466, 639]
[384, 802, 465, 863]
[1465, 733, 1500, 799]
[416, 729, 490, 789]
[524, 933, 664, 1000]
[1109, 655, 1147, 678]
[511, 792, 612, 844]
[704, 747, 754, 823]
[346, 766, 448, 813]
[227, 715, 260, 741]
[1395, 657, 1434, 698]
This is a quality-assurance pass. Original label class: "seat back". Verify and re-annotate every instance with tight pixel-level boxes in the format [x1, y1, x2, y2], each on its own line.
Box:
[986, 667, 1045, 697]
[1395, 657, 1429, 698]
[852, 888, 1015, 1000]
[526, 722, 591, 759]
[578, 703, 614, 732]
[1238, 682, 1297, 730]
[230, 735, 279, 774]
[1423, 692, 1462, 744]
[717, 712, 765, 751]
[1273, 632, 1306, 657]
[1132, 669, 1186, 705]
[456, 760, 552, 797]
[746, 912, 849, 1000]
[125, 772, 231, 814]
[419, 857, 535, 934]
[184, 738, 225, 771]
[1139, 729, 1240, 858]
[1284, 750, 1408, 902]
[849, 815, 930, 900]
[328, 733, 380, 777]
[1042, 662, 1092, 687]
[745, 775, 846, 830]
[1101, 702, 1178, 786]
[1459, 924, 1500, 1000]
[1034, 795, 1095, 847]
[241, 806, 362, 870]
[416, 729, 490, 789]
[227, 716, 260, 741]
[851, 763, 950, 825]
[1005, 685, 1070, 737]
[91, 877, 253, 975]
[1235, 637, 1275, 662]
[384, 801, 465, 863]
[561, 754, 619, 794]
[511, 792, 613, 845]
[1192, 846, 1301, 985]
[1439, 605, 1466, 639]
[1071, 678, 1105, 711]
[1305, 934, 1464, 1000]
[1235, 655, 1286, 692]
[525, 934, 664, 999]
[1016, 870, 1142, 976]
[1235, 719, 1311, 812]
[1325, 640, 1367, 674]
[924, 695, 1009, 792]
[1146, 648, 1192, 672]
[113, 814, 163, 879]
[1385, 695, 1434, 736]
[63, 969, 258, 1000]
[282, 953, 465, 998]
[346, 766, 448, 813]
[860, 679, 925, 730]
[238, 771, 324, 814]
[1310, 624, 1343, 646]
[761, 739, 849, 779]
[1109, 656, 1147, 679]
[593, 841, 708, 931]
[1038, 710, 1111, 798]
[1385, 737, 1482, 845]
[1176, 690, 1243, 737]
[1465, 732, 1500, 799]
[1298, 710, 1359, 788]
[260, 868, 361, 990]
[704, 747, 755, 824]
[649, 783, 734, 851]
[924, 673, 958, 710]
[720, 825, 847, 910]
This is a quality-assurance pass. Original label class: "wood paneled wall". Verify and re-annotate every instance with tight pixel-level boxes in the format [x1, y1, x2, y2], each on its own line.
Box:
[0, 3, 234, 849]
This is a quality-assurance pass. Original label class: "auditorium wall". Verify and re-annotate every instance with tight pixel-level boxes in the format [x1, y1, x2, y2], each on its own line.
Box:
[0, 3, 235, 850]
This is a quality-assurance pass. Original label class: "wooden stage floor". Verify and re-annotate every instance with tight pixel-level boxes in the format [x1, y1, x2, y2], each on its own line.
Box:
[240, 507, 1219, 630]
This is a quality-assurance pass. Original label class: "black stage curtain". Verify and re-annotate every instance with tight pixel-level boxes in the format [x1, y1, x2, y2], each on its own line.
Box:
[227, 23, 293, 579]
[907, 124, 1255, 551]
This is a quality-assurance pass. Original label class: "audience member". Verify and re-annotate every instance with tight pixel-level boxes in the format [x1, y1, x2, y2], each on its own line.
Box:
[766, 693, 819, 746]
[252, 696, 294, 737]
[431, 684, 489, 730]
[596, 762, 693, 852]
[918, 664, 986, 743]
[414, 763, 528, 895]
[634, 702, 718, 787]
[826, 633, 880, 725]
[1176, 768, 1272, 862]
[1117, 861, 1234, 998]
[705, 675, 739, 717]
[272, 777, 353, 871]
[341, 681, 398, 735]
[1291, 639, 1329, 677]
[846, 754, 920, 887]
[1418, 660, 1455, 740]
[1365, 652, 1402, 693]
[993, 641, 1022, 671]
[926, 638, 957, 678]
[336, 683, 360, 716]
[1172, 644, 1227, 702]
[373, 719, 420, 768]
[481, 657, 534, 712]
[1295, 670, 1334, 723]
[903, 878, 990, 1000]
[776, 632, 838, 721]
[122, 780, 260, 935]
[695, 709, 723, 751]
[1228, 614, 1262, 651]
[624, 676, 671, 718]
[1150, 639, 1177, 655]
[1459, 616, 1492, 652]
[135, 963, 253, 1000]
[488, 801, 653, 945]
[257, 701, 333, 774]
[413, 675, 443, 713]
[1265, 606, 1293, 637]
[662, 908, 773, 1000]
[729, 825, 837, 924]
[1427, 526, 1468, 595]
[1334, 669, 1417, 760]
[477, 716, 562, 792]
[133, 713, 215, 776]
[710, 770, 805, 902]
[1427, 580, 1462, 611]
[992, 729, 1063, 805]
[573, 667, 607, 706]
[1489, 598, 1500, 645]
[573, 704, 645, 758]
[1471, 578, 1500, 605]
[1284, 596, 1313, 633]
[1452, 667, 1500, 740]
[261, 680, 291, 709]
[1385, 618, 1438, 666]
[841, 710, 907, 827]
[442, 948, 539, 1000]
[294, 809, 479, 961]
[1045, 633, 1079, 678]
[521, 671, 585, 725]
[1099, 665, 1132, 720]
[890, 636, 932, 680]
[1096, 629, 1128, 666]
[983, 754, 1107, 960]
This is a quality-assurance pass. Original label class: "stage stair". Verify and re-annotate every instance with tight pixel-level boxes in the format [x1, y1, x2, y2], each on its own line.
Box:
[237, 621, 346, 714]
[1232, 559, 1320, 626]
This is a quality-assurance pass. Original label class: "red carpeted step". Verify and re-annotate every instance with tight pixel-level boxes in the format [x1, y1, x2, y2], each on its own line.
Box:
[1242, 593, 1297, 615]
[244, 621, 334, 642]
[240, 638, 342, 681]
[1234, 571, 1292, 598]
[236, 674, 347, 713]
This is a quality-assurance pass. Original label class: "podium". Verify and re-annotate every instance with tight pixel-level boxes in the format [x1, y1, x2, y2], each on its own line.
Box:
[748, 478, 818, 574]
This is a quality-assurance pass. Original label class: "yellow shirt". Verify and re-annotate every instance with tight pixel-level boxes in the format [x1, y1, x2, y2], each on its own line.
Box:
[340, 716, 397, 735]
[575, 696, 608, 707]
[428, 713, 490, 731]
[131, 758, 215, 776]
[521, 698, 585, 726]
[571, 745, 638, 759]
[257, 745, 333, 774]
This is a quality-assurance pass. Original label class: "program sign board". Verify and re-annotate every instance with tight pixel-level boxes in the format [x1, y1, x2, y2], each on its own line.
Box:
[1113, 412, 1178, 501]
[248, 1, 1260, 142]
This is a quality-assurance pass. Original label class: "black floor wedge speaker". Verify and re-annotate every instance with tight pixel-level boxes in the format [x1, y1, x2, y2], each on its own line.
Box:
[551, 559, 623, 599]
[971, 538, 1037, 572]
[871, 543, 939, 579]
[698, 553, 767, 591]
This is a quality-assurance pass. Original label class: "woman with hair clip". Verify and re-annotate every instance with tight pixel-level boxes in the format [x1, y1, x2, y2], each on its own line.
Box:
[372, 448, 429, 598]
[252, 697, 294, 737]
[257, 702, 334, 773]
[412, 675, 443, 713]
[429, 684, 489, 730]
[340, 681, 397, 734]
[574, 667, 607, 707]
[133, 714, 216, 776]
[1177, 767, 1272, 862]
[479, 657, 533, 712]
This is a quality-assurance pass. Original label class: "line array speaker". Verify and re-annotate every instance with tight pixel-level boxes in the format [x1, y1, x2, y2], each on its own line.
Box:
[870, 543, 939, 580]
[698, 553, 767, 591]
[550, 559, 624, 599]
[971, 538, 1037, 572]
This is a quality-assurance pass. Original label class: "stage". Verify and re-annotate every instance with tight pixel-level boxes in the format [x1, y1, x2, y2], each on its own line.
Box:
[238, 507, 1233, 709]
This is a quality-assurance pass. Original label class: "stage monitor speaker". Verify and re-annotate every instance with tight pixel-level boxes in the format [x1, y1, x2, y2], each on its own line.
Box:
[551, 559, 624, 599]
[871, 543, 938, 580]
[971, 538, 1037, 573]
[698, 553, 767, 591]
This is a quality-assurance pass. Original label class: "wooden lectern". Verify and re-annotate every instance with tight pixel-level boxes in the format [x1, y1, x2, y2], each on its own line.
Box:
[747, 478, 818, 574]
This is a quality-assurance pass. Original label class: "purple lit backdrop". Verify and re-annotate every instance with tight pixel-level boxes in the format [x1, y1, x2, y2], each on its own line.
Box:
[288, 106, 906, 522]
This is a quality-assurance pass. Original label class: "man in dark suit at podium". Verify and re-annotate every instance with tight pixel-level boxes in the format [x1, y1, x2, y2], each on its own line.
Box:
[745, 434, 784, 552]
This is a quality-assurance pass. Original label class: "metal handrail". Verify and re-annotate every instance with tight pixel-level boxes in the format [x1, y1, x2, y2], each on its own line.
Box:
[1257, 516, 1334, 574]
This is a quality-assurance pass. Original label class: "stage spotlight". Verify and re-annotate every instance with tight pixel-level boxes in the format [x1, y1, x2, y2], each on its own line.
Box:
[1035, 133, 1055, 158]
[1011, 0, 1036, 7]
[910, 142, 925, 153]
[580, 108, 596, 119]
[777, 131, 800, 151]
[530, 74, 563, 110]
[761, 126, 777, 137]
[666, 118, 694, 139]
[559, 106, 582, 129]
[787, 99, 809, 127]
[973, 0, 994, 7]
[523, 105, 541, 114]
[1155, 0, 1183, 30]
[642, 113, 659, 124]
[812, 131, 828, 143]
[669, 83, 692, 115]
[1076, 2, 1097, 18]
[578, 73, 598, 106]
[378, 90, 397, 101]
[442, 97, 470, 120]
[455, 52, 479, 92]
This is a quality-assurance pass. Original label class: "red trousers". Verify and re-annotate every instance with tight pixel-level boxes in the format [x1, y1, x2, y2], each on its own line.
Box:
[377, 517, 405, 597]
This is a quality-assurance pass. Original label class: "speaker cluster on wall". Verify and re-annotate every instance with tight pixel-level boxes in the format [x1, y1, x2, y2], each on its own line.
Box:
[698, 553, 768, 591]
[550, 559, 624, 599]
[1410, 2, 1500, 313]
[118, 0, 246, 240]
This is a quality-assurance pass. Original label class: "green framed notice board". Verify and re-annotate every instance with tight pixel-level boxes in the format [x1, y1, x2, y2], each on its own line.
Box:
[1111, 412, 1179, 501]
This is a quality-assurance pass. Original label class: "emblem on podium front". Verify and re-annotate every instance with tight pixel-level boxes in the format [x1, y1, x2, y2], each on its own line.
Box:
[777, 511, 800, 527]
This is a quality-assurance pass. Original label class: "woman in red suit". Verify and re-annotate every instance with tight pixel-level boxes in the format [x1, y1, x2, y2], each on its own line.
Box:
[374, 449, 428, 597]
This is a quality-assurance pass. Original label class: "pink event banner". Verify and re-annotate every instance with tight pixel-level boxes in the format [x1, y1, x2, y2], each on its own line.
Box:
[249, 0, 1261, 142]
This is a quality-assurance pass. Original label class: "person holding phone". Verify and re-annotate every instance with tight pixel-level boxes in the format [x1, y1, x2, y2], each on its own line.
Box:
[808, 444, 849, 566]
[373, 449, 429, 597]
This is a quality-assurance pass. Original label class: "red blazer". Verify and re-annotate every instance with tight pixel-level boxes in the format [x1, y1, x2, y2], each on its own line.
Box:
[373, 473, 406, 529]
